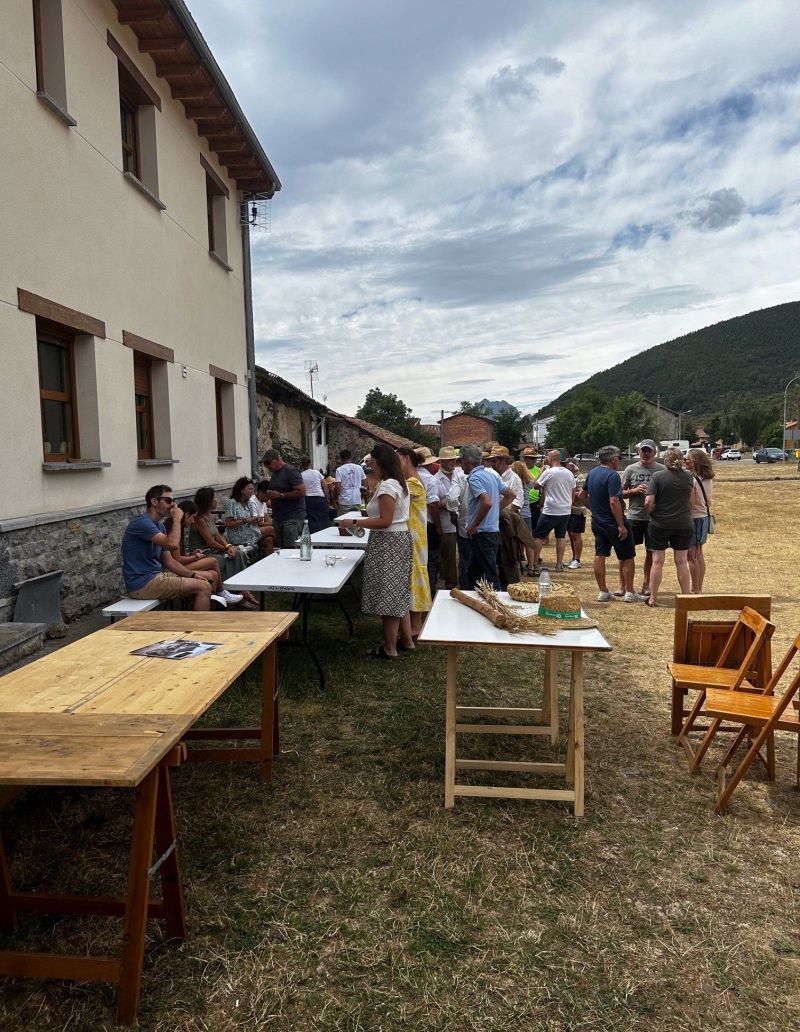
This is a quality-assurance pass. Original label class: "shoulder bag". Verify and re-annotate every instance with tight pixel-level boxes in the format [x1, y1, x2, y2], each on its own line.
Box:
[694, 476, 715, 534]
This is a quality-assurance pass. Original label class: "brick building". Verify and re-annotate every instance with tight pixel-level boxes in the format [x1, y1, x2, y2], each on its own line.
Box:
[440, 413, 495, 448]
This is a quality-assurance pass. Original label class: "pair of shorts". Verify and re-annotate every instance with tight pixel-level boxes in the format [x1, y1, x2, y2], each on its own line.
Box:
[533, 513, 569, 540]
[629, 521, 649, 546]
[126, 572, 188, 601]
[646, 522, 693, 552]
[567, 513, 586, 534]
[592, 521, 636, 560]
[692, 516, 710, 547]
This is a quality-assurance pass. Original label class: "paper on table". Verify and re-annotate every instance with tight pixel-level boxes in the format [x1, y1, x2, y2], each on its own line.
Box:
[130, 639, 223, 660]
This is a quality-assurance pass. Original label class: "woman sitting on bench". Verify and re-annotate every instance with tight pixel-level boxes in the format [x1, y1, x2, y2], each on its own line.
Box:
[164, 501, 243, 608]
[188, 488, 260, 609]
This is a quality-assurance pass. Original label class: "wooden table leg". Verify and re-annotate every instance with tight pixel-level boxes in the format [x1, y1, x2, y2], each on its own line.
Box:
[571, 652, 585, 817]
[154, 765, 185, 943]
[0, 835, 17, 934]
[261, 641, 277, 783]
[116, 767, 159, 1027]
[445, 646, 457, 809]
[542, 650, 559, 744]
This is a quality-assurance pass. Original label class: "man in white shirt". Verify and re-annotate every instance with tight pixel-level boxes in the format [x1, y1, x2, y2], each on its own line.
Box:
[531, 449, 576, 573]
[334, 450, 366, 515]
[489, 446, 523, 510]
[432, 447, 459, 588]
[415, 447, 441, 592]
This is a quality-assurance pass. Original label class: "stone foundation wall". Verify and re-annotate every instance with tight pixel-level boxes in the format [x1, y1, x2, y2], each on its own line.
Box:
[327, 421, 378, 467]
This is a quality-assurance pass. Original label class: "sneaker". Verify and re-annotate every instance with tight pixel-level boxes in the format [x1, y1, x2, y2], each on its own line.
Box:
[622, 591, 642, 603]
[612, 589, 625, 598]
[566, 559, 582, 569]
[597, 591, 614, 602]
[554, 564, 565, 572]
[221, 589, 243, 604]
[210, 593, 227, 608]
[639, 588, 651, 597]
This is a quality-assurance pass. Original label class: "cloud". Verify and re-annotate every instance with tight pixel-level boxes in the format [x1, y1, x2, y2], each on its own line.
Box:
[688, 188, 747, 231]
[187, 0, 800, 416]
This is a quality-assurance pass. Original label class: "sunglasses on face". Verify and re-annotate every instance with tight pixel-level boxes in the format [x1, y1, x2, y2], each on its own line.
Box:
[159, 496, 175, 504]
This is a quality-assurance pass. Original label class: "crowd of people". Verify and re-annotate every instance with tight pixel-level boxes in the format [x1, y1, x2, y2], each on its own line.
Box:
[119, 437, 715, 633]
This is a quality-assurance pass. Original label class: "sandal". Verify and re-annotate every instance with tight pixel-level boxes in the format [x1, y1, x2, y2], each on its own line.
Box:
[645, 598, 658, 608]
[396, 640, 416, 652]
[367, 645, 399, 660]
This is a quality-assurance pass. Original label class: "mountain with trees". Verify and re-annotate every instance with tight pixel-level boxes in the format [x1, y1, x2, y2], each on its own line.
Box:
[536, 301, 800, 419]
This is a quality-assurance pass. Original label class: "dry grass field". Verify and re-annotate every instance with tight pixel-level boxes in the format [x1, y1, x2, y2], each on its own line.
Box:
[1, 464, 799, 1031]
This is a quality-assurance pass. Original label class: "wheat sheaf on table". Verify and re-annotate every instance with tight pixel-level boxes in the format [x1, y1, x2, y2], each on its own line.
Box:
[447, 580, 598, 633]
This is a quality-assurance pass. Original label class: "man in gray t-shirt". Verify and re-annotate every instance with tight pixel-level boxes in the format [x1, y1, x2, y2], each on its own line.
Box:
[620, 439, 664, 597]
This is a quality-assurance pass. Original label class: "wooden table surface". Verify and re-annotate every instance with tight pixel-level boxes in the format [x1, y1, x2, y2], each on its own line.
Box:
[0, 611, 296, 787]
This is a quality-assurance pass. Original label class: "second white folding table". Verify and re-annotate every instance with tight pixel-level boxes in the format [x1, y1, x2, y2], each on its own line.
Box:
[224, 548, 364, 688]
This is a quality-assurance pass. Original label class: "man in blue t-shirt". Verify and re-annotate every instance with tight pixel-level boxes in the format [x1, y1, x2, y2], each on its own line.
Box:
[579, 446, 639, 603]
[121, 485, 214, 609]
[460, 444, 515, 589]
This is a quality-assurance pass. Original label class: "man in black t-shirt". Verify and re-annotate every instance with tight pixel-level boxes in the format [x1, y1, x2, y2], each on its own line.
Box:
[261, 449, 307, 547]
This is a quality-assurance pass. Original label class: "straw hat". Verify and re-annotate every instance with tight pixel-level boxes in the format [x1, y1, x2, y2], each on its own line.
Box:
[489, 445, 511, 460]
[414, 446, 438, 467]
[436, 446, 460, 461]
[520, 447, 539, 460]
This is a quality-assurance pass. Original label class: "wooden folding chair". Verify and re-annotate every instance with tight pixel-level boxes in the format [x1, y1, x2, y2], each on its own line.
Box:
[670, 594, 772, 735]
[671, 606, 774, 773]
[706, 633, 800, 813]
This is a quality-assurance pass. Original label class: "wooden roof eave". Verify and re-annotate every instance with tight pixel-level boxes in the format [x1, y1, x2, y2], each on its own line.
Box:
[110, 0, 280, 197]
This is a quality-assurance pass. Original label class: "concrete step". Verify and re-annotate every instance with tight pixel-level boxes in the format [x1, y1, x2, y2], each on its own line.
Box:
[0, 622, 47, 672]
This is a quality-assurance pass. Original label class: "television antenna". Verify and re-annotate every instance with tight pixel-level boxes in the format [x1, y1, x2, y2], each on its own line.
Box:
[304, 360, 319, 398]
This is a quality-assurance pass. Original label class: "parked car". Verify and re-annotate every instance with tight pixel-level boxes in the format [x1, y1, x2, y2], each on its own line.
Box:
[720, 448, 742, 461]
[573, 453, 596, 461]
[753, 448, 787, 463]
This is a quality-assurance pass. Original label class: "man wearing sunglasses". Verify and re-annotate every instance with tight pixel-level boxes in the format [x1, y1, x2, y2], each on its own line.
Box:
[122, 484, 213, 610]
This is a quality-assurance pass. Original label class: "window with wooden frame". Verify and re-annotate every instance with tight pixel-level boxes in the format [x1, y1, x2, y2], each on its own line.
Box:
[119, 82, 140, 178]
[37, 326, 78, 461]
[133, 353, 154, 460]
[215, 378, 226, 456]
[31, 0, 72, 121]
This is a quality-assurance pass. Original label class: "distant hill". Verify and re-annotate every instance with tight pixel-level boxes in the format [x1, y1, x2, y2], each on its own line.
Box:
[536, 301, 800, 417]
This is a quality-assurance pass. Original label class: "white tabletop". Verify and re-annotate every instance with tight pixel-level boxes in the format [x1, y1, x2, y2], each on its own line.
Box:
[333, 511, 369, 523]
[296, 526, 370, 549]
[223, 549, 364, 594]
[418, 591, 612, 652]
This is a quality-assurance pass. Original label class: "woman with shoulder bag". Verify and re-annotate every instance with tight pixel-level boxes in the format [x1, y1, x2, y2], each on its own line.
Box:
[685, 449, 715, 594]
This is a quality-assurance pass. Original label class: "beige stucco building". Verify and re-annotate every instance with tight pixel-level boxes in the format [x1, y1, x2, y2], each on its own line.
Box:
[0, 0, 279, 619]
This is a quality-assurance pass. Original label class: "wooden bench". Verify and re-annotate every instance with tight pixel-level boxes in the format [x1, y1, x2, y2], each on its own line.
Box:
[102, 598, 161, 623]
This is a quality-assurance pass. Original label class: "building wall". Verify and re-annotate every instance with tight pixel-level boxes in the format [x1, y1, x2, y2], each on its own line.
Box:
[255, 394, 314, 465]
[327, 421, 379, 469]
[0, 0, 259, 618]
[441, 415, 494, 446]
[642, 402, 679, 440]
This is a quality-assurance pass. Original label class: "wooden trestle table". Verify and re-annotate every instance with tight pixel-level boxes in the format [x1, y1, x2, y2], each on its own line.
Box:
[418, 591, 611, 816]
[0, 609, 296, 1025]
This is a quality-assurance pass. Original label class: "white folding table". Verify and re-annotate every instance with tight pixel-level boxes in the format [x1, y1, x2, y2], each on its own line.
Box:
[224, 549, 364, 689]
[418, 591, 611, 815]
[333, 512, 369, 523]
[296, 526, 370, 549]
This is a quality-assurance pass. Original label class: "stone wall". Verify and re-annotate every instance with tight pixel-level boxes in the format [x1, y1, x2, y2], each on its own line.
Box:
[327, 420, 378, 469]
[256, 393, 313, 464]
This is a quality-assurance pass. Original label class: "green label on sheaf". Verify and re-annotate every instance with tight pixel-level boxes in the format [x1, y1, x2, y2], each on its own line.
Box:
[538, 606, 581, 620]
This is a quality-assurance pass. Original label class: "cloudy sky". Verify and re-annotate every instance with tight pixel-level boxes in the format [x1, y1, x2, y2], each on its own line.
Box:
[191, 0, 800, 421]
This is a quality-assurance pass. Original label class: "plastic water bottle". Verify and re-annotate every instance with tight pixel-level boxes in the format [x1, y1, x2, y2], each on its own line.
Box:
[299, 520, 312, 561]
[348, 522, 366, 538]
[538, 568, 551, 599]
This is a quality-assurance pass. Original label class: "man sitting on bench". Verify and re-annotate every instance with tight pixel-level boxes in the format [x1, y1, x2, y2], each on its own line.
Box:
[122, 485, 214, 611]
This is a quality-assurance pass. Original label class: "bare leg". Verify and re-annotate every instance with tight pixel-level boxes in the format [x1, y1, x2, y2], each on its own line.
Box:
[410, 611, 424, 637]
[641, 548, 654, 593]
[184, 580, 212, 611]
[674, 549, 691, 595]
[532, 538, 546, 567]
[398, 613, 415, 649]
[555, 535, 567, 566]
[648, 550, 665, 605]
[183, 557, 222, 592]
[687, 544, 705, 592]
[593, 555, 609, 593]
[619, 557, 635, 592]
[382, 616, 400, 657]
[569, 532, 583, 562]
